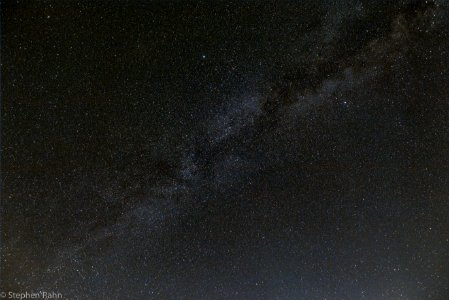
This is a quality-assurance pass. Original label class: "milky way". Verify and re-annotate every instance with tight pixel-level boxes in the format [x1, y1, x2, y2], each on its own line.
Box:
[2, 1, 449, 299]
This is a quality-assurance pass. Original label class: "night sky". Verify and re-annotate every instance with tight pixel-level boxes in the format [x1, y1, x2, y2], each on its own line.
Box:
[1, 0, 449, 299]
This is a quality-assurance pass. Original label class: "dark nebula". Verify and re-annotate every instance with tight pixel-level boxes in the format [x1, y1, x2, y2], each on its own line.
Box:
[1, 0, 449, 299]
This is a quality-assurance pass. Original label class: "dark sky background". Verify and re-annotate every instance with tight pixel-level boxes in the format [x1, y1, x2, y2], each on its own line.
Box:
[1, 0, 449, 299]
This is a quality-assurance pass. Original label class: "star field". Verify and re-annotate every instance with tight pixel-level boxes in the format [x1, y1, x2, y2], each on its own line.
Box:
[1, 0, 449, 299]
